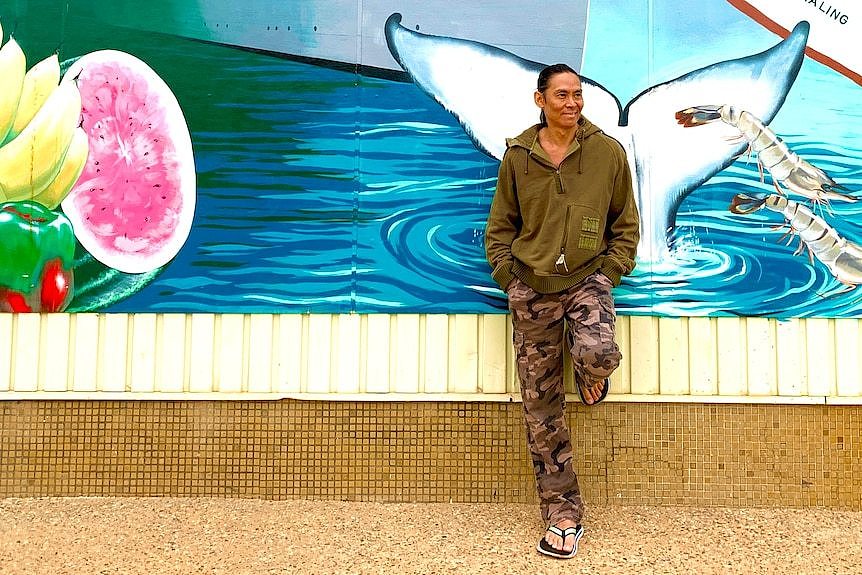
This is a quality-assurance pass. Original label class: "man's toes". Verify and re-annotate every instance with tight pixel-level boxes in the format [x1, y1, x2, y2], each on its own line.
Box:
[588, 381, 604, 402]
[545, 532, 563, 550]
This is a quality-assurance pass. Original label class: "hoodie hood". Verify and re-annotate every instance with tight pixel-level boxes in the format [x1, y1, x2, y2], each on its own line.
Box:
[505, 116, 603, 174]
[505, 116, 602, 151]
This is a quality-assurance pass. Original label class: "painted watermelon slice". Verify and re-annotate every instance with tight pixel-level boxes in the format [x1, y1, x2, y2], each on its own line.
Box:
[61, 50, 195, 274]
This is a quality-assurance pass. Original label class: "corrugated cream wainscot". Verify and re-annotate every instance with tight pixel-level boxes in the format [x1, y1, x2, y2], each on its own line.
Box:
[2, 314, 861, 404]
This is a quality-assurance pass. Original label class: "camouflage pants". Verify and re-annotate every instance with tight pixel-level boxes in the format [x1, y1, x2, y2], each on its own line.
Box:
[507, 272, 621, 526]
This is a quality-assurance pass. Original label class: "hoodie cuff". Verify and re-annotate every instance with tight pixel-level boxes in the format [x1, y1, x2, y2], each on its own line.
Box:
[600, 260, 625, 287]
[491, 263, 515, 292]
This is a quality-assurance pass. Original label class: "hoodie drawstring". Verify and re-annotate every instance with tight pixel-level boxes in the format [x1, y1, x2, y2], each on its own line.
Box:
[525, 129, 542, 175]
[522, 125, 584, 175]
[577, 128, 584, 174]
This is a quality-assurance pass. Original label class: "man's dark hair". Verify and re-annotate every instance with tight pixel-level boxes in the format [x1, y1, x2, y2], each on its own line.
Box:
[537, 63, 579, 126]
[537, 63, 577, 92]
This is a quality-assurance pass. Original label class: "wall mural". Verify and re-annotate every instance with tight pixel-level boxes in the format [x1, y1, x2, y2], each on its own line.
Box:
[0, 0, 859, 317]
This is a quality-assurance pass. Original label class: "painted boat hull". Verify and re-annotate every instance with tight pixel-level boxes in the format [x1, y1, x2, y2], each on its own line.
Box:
[79, 1, 589, 77]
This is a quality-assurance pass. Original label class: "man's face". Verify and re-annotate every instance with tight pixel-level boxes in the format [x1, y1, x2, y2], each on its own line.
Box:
[535, 72, 583, 129]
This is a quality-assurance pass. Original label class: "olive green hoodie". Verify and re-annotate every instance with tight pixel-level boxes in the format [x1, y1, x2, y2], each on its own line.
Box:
[485, 118, 639, 293]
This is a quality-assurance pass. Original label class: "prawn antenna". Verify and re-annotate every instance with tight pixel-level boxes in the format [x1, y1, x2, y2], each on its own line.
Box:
[675, 105, 722, 127]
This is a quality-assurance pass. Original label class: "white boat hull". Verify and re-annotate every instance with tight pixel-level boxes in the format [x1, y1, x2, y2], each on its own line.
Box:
[81, 1, 589, 76]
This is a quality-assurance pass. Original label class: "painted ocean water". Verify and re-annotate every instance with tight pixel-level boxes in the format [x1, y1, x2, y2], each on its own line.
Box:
[101, 36, 860, 317]
[100, 37, 862, 316]
[13, 8, 860, 317]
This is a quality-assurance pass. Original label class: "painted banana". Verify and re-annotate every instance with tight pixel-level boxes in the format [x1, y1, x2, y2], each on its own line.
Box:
[0, 36, 26, 143]
[0, 80, 82, 202]
[30, 126, 89, 209]
[5, 53, 61, 144]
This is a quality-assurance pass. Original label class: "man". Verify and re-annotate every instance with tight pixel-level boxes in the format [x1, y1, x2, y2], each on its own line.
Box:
[484, 63, 639, 559]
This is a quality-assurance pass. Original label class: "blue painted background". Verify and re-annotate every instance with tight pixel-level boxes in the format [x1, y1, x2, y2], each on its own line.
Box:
[2, 1, 861, 317]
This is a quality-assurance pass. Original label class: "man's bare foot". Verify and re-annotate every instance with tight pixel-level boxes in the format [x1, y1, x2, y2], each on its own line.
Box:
[576, 376, 610, 406]
[545, 519, 578, 553]
[537, 520, 584, 558]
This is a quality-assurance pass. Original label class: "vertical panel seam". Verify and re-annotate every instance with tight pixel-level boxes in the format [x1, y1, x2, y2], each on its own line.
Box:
[330, 314, 339, 394]
[300, 313, 310, 394]
[269, 314, 279, 393]
[359, 314, 367, 394]
[182, 314, 192, 393]
[154, 314, 164, 393]
[36, 314, 47, 392]
[67, 314, 76, 392]
[213, 314, 221, 393]
[418, 314, 426, 394]
[96, 313, 105, 392]
[128, 315, 136, 392]
[9, 315, 18, 392]
[242, 314, 251, 393]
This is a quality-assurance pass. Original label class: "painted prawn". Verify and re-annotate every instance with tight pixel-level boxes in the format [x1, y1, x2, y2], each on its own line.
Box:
[676, 105, 857, 205]
[730, 192, 862, 296]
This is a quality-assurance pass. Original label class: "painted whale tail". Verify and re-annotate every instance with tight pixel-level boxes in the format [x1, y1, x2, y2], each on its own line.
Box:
[385, 14, 810, 262]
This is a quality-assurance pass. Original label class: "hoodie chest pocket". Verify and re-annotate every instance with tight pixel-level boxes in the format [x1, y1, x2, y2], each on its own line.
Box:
[557, 205, 603, 272]
[574, 211, 601, 251]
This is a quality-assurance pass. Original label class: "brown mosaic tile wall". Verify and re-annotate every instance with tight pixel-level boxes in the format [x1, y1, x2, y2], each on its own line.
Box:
[0, 401, 859, 509]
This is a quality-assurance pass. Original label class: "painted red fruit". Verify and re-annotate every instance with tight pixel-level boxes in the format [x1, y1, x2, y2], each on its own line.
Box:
[61, 50, 196, 274]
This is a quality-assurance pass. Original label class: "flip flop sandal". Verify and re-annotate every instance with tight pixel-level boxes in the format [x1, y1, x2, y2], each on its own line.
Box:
[575, 375, 611, 406]
[536, 524, 584, 559]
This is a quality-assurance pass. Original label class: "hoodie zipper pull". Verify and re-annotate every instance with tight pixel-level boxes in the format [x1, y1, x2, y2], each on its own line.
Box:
[555, 251, 569, 273]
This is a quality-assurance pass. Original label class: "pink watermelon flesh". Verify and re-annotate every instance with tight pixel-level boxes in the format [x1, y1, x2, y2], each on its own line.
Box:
[62, 50, 195, 274]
